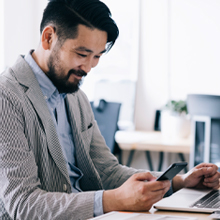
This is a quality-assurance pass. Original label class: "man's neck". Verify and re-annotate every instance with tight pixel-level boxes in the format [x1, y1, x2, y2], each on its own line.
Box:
[32, 48, 49, 74]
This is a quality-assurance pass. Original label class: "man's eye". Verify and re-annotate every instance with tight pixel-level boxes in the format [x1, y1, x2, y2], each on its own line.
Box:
[77, 53, 87, 57]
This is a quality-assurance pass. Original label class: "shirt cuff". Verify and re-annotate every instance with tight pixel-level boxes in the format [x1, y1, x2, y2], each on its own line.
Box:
[94, 190, 104, 217]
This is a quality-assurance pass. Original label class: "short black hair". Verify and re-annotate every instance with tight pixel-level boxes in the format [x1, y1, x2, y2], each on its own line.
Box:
[40, 0, 119, 51]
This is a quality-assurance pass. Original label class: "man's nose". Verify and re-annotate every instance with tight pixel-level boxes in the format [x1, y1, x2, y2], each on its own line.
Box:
[80, 65, 91, 73]
[80, 60, 93, 73]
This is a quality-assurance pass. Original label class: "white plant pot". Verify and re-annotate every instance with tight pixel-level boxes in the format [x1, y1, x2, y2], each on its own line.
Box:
[161, 110, 191, 139]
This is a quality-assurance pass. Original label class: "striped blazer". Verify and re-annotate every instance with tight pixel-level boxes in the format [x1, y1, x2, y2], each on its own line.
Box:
[0, 56, 140, 220]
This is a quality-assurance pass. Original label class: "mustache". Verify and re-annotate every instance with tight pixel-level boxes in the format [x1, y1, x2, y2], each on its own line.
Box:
[68, 69, 87, 78]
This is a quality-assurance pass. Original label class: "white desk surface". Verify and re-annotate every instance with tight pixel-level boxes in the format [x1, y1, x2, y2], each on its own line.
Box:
[90, 209, 210, 220]
[115, 130, 192, 154]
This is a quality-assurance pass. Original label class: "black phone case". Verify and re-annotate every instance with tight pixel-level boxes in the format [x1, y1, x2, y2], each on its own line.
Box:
[156, 162, 188, 181]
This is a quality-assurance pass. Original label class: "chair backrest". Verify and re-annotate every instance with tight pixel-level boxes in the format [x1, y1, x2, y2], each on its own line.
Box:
[90, 99, 121, 153]
[187, 94, 220, 168]
[93, 80, 136, 130]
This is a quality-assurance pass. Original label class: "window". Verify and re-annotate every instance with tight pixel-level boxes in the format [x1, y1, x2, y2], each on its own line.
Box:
[0, 0, 4, 72]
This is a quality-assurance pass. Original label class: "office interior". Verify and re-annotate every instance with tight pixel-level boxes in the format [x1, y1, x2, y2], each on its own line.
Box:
[1, 0, 220, 172]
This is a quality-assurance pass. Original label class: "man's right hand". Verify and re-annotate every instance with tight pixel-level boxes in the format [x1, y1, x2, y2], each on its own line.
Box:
[103, 172, 171, 213]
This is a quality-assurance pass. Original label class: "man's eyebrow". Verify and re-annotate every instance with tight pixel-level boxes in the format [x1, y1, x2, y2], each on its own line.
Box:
[75, 46, 106, 54]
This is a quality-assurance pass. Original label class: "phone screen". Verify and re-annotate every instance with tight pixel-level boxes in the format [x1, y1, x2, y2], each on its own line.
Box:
[156, 162, 188, 181]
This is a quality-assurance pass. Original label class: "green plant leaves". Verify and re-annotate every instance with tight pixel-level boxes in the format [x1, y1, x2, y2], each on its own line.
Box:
[164, 100, 188, 114]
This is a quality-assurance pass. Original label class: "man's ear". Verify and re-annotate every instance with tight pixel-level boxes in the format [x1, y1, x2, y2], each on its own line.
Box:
[41, 26, 56, 50]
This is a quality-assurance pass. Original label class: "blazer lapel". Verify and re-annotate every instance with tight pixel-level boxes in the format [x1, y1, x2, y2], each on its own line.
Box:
[10, 56, 70, 185]
[66, 94, 103, 190]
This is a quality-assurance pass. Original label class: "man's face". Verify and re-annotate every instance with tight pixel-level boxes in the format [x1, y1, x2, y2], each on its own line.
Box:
[46, 25, 107, 93]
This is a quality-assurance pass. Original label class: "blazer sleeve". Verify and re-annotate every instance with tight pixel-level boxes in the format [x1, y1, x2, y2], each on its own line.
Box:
[76, 90, 161, 190]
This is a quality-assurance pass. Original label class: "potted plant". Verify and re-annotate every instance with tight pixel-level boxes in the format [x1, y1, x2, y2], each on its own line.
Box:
[160, 100, 190, 139]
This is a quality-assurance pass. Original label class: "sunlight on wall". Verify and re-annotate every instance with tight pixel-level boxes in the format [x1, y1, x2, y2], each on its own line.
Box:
[0, 0, 4, 72]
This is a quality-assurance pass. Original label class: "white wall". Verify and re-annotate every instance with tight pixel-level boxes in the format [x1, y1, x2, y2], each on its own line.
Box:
[0, 0, 4, 72]
[135, 0, 220, 131]
[169, 0, 220, 99]
[3, 0, 47, 68]
[135, 0, 170, 131]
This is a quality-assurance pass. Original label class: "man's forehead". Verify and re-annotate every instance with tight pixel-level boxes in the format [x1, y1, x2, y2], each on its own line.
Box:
[71, 25, 108, 52]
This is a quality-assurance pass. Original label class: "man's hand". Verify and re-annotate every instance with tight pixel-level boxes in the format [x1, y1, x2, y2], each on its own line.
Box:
[103, 172, 171, 213]
[173, 163, 220, 192]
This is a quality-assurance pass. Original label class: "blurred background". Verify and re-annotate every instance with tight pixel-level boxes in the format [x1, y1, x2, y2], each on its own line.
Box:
[1, 0, 220, 170]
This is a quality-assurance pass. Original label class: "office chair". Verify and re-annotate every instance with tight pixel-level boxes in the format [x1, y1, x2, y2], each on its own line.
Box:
[90, 99, 122, 163]
[187, 94, 220, 169]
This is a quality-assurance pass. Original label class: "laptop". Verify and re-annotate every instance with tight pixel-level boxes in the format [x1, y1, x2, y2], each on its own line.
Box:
[154, 188, 220, 213]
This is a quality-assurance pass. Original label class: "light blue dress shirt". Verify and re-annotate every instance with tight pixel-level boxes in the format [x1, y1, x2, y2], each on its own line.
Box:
[25, 51, 103, 217]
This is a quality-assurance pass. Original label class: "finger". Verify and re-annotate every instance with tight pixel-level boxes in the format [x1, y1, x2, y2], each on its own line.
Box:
[204, 170, 220, 182]
[203, 179, 220, 189]
[204, 172, 220, 182]
[145, 179, 171, 192]
[195, 163, 213, 168]
[203, 167, 219, 177]
[203, 172, 220, 189]
[196, 163, 218, 171]
[193, 166, 217, 179]
[134, 172, 156, 182]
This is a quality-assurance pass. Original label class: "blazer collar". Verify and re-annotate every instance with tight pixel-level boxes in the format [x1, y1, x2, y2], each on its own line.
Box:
[10, 55, 71, 185]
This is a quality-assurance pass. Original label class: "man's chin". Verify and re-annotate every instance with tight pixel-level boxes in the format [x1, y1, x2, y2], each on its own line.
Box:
[57, 83, 80, 94]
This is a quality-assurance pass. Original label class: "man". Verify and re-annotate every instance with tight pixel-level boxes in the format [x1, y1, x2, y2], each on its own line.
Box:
[0, 0, 219, 219]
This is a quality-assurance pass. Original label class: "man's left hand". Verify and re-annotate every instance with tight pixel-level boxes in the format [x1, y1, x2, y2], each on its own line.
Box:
[173, 163, 220, 192]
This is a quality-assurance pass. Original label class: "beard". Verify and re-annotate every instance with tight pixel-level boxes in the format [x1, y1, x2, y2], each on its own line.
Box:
[46, 48, 87, 94]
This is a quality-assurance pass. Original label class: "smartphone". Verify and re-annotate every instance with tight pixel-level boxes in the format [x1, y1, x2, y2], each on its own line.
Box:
[156, 162, 188, 181]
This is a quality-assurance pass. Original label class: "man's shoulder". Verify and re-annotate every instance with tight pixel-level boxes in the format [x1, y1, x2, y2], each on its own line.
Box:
[0, 55, 27, 85]
[0, 64, 28, 103]
[0, 67, 18, 90]
[0, 55, 37, 93]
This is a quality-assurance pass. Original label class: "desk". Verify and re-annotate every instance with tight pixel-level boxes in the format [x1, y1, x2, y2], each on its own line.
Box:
[115, 130, 192, 171]
[90, 209, 210, 219]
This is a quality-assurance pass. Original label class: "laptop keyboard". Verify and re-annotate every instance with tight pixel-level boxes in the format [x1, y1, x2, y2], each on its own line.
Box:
[190, 190, 220, 209]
